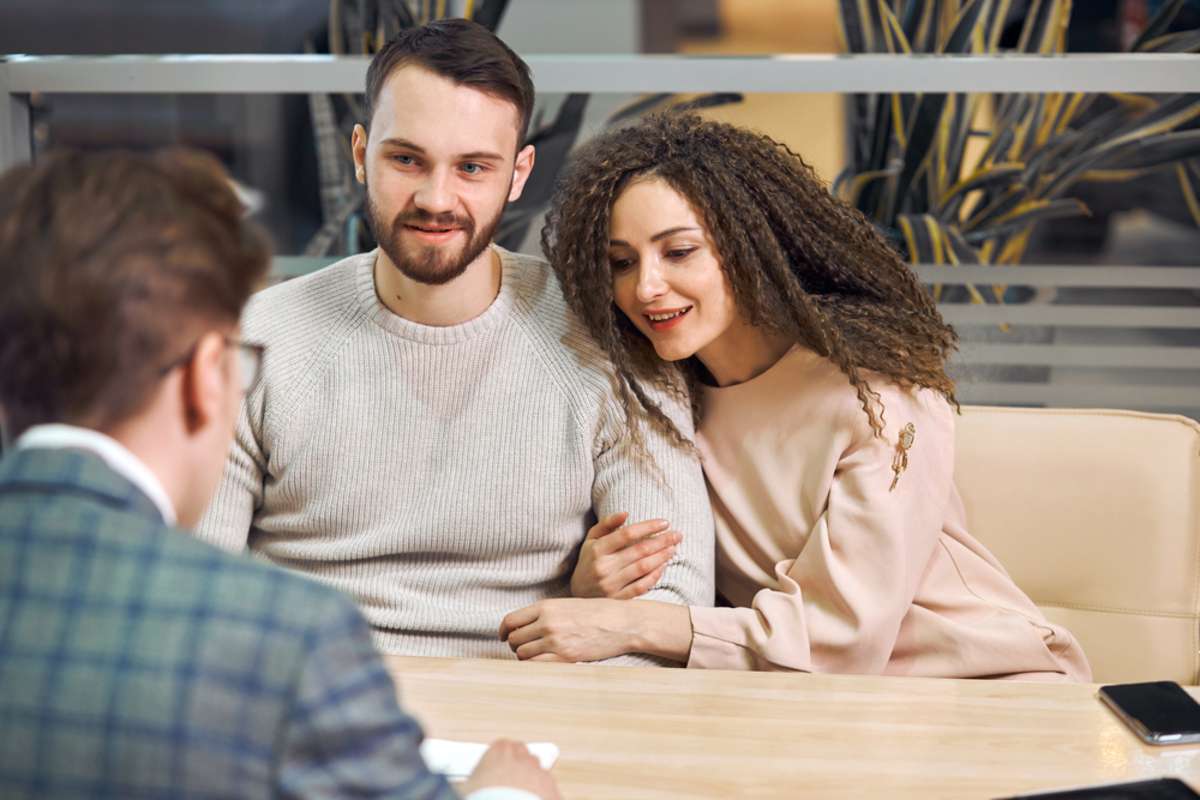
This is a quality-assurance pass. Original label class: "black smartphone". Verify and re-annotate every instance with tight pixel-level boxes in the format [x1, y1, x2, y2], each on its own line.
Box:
[998, 778, 1199, 799]
[1099, 681, 1200, 745]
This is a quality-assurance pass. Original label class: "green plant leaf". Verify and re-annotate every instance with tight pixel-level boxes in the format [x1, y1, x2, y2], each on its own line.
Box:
[1047, 92, 1090, 137]
[862, 96, 897, 216]
[838, 167, 899, 207]
[1038, 98, 1200, 197]
[978, 94, 1032, 165]
[839, 0, 868, 51]
[878, 0, 914, 53]
[893, 92, 949, 216]
[1053, 101, 1139, 163]
[944, 93, 976, 194]
[912, 0, 944, 51]
[851, 94, 874, 169]
[897, 213, 991, 304]
[1015, 0, 1046, 52]
[1022, 127, 1083, 183]
[984, 0, 1014, 51]
[1099, 129, 1200, 171]
[963, 186, 1029, 231]
[899, 0, 925, 42]
[1140, 29, 1200, 53]
[942, 0, 991, 53]
[897, 212, 944, 263]
[938, 163, 1024, 209]
[842, 0, 888, 52]
[964, 198, 1089, 244]
[864, 0, 887, 52]
[1179, 160, 1200, 226]
[1020, 93, 1048, 156]
[1106, 94, 1200, 148]
[1016, 0, 1070, 54]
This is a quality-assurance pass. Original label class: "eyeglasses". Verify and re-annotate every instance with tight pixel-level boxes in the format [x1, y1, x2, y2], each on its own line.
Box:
[159, 335, 265, 393]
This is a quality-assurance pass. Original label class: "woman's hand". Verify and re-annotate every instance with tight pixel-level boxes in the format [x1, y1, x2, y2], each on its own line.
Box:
[499, 598, 693, 664]
[499, 598, 639, 663]
[570, 511, 682, 599]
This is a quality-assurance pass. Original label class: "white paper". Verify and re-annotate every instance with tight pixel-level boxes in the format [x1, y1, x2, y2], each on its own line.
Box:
[420, 738, 560, 779]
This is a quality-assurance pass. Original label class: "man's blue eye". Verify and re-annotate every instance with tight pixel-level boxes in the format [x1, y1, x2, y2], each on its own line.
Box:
[392, 154, 415, 165]
[461, 163, 483, 175]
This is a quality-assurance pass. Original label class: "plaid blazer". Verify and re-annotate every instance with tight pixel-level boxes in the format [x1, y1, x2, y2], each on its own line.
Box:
[0, 447, 457, 799]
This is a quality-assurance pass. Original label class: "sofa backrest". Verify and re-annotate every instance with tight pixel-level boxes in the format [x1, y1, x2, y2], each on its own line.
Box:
[955, 406, 1200, 685]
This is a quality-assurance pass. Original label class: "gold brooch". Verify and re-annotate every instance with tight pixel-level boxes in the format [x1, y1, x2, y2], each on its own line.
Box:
[889, 423, 916, 492]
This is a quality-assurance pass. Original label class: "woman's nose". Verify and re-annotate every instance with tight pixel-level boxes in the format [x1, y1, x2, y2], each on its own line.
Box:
[635, 263, 668, 303]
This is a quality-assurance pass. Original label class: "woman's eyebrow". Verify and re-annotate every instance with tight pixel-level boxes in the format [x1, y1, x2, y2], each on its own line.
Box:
[609, 227, 701, 246]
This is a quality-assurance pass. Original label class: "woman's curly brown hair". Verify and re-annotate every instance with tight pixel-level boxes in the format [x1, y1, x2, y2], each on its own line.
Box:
[541, 112, 958, 452]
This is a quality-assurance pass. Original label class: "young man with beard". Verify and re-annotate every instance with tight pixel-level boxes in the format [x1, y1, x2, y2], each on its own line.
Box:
[0, 149, 557, 799]
[196, 18, 714, 661]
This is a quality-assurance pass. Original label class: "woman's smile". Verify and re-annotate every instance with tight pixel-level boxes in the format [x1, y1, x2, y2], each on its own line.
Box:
[644, 306, 693, 331]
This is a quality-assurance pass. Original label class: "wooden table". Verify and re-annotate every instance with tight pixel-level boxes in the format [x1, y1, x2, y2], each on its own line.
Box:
[385, 656, 1200, 799]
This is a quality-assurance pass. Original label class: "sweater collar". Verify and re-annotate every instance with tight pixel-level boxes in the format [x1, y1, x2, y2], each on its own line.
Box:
[357, 246, 517, 344]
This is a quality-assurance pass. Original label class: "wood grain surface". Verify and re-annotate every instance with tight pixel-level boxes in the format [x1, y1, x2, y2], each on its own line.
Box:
[385, 656, 1200, 799]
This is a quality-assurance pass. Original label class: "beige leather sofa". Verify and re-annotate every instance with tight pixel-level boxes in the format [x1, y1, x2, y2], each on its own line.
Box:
[955, 406, 1200, 685]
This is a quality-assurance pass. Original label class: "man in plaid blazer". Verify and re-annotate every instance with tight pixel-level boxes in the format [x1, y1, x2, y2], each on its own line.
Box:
[0, 151, 558, 799]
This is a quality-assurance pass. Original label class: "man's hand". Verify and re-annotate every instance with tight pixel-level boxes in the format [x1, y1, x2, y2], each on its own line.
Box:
[570, 512, 682, 599]
[459, 739, 561, 799]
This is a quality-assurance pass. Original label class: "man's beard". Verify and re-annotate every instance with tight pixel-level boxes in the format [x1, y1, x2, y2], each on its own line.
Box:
[364, 185, 504, 287]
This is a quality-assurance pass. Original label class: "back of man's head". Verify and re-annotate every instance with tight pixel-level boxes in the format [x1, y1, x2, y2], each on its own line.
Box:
[0, 149, 270, 442]
[365, 17, 534, 142]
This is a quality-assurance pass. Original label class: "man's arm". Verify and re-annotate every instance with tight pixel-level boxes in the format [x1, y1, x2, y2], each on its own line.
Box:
[195, 394, 264, 552]
[590, 381, 715, 666]
[276, 596, 550, 799]
[275, 599, 458, 799]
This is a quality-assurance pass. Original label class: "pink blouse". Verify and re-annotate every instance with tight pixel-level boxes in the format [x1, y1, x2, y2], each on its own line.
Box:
[687, 347, 1091, 681]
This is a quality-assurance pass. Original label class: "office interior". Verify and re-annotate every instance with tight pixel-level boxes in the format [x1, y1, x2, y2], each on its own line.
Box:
[2, 1, 1200, 798]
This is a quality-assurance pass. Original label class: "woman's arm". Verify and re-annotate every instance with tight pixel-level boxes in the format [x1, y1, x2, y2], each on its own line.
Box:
[688, 388, 956, 672]
[570, 512, 683, 599]
[499, 598, 693, 663]
[503, 387, 957, 672]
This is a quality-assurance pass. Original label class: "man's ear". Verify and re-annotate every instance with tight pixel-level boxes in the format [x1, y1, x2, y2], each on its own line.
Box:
[351, 124, 368, 185]
[180, 332, 228, 435]
[507, 144, 536, 203]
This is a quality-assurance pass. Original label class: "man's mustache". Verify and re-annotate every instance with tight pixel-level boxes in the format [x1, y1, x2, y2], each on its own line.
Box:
[393, 210, 473, 230]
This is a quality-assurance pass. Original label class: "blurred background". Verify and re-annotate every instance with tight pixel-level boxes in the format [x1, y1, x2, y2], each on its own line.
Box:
[1, 0, 1198, 418]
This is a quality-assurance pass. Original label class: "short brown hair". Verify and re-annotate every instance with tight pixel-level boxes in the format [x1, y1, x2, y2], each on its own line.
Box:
[0, 149, 271, 439]
[365, 18, 535, 143]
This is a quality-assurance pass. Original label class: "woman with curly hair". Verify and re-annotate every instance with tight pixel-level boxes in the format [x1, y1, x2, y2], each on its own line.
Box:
[503, 113, 1090, 681]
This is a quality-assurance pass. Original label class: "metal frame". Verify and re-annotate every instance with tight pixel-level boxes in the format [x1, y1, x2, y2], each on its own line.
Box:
[1, 52, 1197, 170]
[1, 53, 1198, 95]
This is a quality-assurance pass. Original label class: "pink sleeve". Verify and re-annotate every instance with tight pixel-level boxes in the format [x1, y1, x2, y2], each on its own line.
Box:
[688, 387, 956, 672]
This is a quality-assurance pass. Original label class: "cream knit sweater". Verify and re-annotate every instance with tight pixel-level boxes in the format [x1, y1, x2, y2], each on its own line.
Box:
[196, 247, 715, 658]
